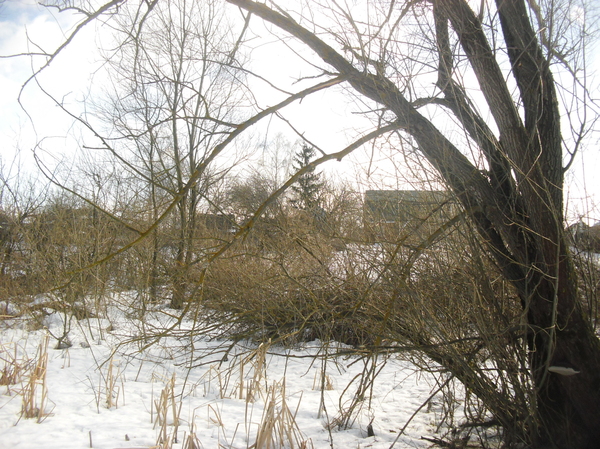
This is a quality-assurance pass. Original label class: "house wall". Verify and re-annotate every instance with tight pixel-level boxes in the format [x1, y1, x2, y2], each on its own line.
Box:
[363, 190, 456, 243]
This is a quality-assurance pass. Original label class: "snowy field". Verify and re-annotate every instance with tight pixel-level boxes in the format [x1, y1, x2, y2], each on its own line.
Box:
[0, 297, 456, 449]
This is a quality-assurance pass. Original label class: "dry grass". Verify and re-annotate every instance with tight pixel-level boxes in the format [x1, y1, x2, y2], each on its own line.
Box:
[244, 341, 269, 404]
[0, 343, 26, 393]
[153, 373, 181, 447]
[195, 341, 271, 403]
[200, 365, 230, 399]
[208, 403, 224, 427]
[251, 379, 312, 449]
[104, 357, 123, 409]
[182, 424, 203, 449]
[312, 369, 333, 392]
[20, 334, 51, 422]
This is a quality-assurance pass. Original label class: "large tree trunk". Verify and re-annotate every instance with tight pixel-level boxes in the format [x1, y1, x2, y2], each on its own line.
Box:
[439, 1, 600, 446]
[225, 0, 600, 446]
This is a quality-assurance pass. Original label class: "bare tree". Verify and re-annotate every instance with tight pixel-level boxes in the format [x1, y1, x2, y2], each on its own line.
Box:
[10, 0, 600, 446]
[91, 0, 249, 309]
[221, 1, 600, 447]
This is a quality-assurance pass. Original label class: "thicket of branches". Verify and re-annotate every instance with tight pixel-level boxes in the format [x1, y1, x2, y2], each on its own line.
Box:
[3, 0, 600, 448]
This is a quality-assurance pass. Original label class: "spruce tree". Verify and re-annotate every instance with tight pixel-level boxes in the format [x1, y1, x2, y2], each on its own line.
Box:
[290, 145, 324, 213]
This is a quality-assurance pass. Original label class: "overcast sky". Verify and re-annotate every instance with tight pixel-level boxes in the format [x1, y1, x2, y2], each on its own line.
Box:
[1, 0, 599, 222]
[0, 1, 373, 186]
[1, 0, 97, 177]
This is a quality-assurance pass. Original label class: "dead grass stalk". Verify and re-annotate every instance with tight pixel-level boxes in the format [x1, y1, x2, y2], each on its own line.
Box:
[20, 334, 50, 422]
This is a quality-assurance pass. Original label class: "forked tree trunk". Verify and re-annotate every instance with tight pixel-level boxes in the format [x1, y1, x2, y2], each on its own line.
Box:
[439, 1, 600, 446]
[506, 227, 600, 447]
[226, 0, 600, 446]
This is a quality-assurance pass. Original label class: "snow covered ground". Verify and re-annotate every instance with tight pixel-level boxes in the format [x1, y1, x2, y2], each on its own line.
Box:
[0, 299, 457, 449]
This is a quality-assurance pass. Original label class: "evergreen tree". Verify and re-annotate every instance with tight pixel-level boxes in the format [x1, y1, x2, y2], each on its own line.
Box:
[290, 145, 324, 213]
